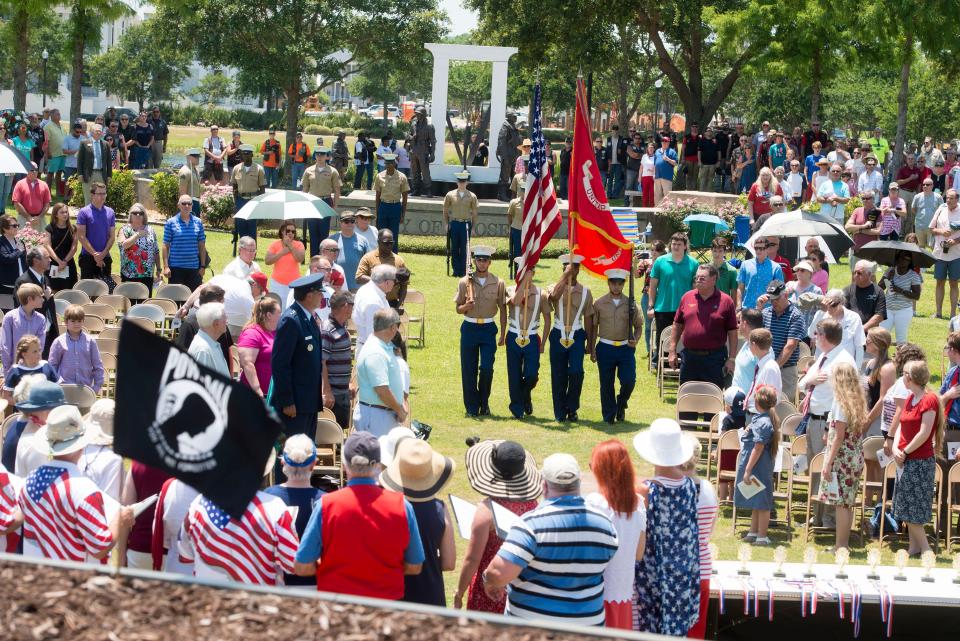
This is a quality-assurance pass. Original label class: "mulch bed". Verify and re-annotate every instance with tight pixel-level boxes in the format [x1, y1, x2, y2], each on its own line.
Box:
[0, 560, 604, 641]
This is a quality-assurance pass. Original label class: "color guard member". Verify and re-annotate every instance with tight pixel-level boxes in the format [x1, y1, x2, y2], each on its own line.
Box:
[590, 269, 642, 423]
[443, 170, 479, 277]
[504, 262, 550, 418]
[547, 253, 594, 422]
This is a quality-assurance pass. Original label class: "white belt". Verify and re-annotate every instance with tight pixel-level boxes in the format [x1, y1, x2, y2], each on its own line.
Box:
[464, 316, 496, 324]
[508, 324, 539, 334]
[599, 338, 629, 346]
[553, 319, 583, 332]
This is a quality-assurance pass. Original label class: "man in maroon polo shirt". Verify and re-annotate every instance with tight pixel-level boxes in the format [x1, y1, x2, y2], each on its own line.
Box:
[668, 263, 738, 388]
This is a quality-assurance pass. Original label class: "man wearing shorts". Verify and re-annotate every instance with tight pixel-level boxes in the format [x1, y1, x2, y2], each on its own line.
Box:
[930, 189, 960, 318]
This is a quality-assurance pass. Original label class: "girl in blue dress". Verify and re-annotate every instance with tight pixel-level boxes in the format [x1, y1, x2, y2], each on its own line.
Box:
[734, 385, 780, 545]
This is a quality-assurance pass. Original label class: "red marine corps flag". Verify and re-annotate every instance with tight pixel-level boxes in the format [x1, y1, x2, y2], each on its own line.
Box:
[568, 77, 632, 276]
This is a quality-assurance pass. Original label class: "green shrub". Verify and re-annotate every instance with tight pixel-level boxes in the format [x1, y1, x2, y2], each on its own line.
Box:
[151, 171, 180, 217]
[107, 169, 136, 214]
[66, 175, 85, 208]
[199, 183, 235, 229]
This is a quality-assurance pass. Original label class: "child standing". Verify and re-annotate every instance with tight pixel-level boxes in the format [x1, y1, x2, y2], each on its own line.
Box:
[734, 385, 780, 545]
[0, 283, 48, 375]
[2, 336, 57, 403]
[48, 305, 104, 394]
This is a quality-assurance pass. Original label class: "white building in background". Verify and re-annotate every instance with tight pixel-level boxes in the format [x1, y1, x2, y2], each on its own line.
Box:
[0, 0, 259, 117]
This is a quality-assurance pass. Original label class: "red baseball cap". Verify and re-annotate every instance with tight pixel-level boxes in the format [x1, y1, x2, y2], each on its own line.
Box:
[248, 271, 268, 292]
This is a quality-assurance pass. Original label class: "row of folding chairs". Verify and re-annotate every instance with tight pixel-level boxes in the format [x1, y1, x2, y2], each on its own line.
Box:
[66, 279, 191, 304]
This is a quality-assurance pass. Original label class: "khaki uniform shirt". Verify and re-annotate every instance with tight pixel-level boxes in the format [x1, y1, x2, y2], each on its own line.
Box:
[178, 163, 201, 198]
[454, 272, 505, 321]
[231, 162, 265, 195]
[547, 282, 594, 332]
[510, 172, 524, 196]
[594, 292, 641, 342]
[506, 285, 546, 335]
[374, 170, 410, 203]
[355, 250, 407, 301]
[302, 163, 341, 198]
[507, 197, 523, 230]
[443, 189, 478, 222]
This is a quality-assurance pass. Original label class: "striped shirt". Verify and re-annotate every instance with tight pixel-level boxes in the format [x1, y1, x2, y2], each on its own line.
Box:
[762, 303, 806, 367]
[48, 331, 105, 393]
[163, 214, 206, 269]
[497, 495, 618, 626]
[653, 476, 718, 579]
[320, 317, 352, 394]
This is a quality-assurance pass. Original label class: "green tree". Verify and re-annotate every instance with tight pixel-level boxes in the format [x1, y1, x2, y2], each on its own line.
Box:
[191, 72, 233, 106]
[157, 0, 444, 161]
[88, 18, 190, 111]
[66, 0, 134, 121]
[0, 11, 70, 103]
[0, 0, 54, 110]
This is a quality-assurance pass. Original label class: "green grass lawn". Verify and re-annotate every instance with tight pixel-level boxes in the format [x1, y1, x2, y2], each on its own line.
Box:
[145, 227, 957, 592]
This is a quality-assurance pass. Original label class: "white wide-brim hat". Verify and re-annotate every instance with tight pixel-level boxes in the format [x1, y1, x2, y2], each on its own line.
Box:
[633, 418, 694, 467]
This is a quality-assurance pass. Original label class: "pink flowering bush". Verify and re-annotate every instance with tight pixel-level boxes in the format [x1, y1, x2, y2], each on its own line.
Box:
[16, 225, 47, 251]
[199, 184, 235, 229]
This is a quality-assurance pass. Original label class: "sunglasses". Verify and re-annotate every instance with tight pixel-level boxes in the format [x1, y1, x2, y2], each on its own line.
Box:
[283, 229, 296, 234]
[178, 201, 192, 206]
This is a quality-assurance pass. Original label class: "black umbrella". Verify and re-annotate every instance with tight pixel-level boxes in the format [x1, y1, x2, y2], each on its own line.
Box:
[855, 240, 936, 269]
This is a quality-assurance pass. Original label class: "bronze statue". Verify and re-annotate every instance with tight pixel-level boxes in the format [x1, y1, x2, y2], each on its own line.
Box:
[409, 105, 436, 197]
[497, 113, 522, 201]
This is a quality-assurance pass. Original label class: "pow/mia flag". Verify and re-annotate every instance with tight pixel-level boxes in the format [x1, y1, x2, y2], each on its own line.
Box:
[114, 323, 281, 518]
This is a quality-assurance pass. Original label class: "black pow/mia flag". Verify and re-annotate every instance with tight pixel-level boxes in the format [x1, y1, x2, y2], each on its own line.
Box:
[114, 323, 281, 518]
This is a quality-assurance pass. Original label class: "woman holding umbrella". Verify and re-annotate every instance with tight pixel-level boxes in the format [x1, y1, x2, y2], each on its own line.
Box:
[879, 250, 923, 344]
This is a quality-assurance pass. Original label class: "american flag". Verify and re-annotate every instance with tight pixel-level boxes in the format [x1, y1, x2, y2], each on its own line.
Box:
[180, 494, 299, 585]
[517, 82, 561, 284]
[0, 465, 22, 553]
[20, 465, 113, 561]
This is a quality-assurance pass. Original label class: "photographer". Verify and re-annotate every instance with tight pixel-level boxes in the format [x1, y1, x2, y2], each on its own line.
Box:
[929, 189, 960, 318]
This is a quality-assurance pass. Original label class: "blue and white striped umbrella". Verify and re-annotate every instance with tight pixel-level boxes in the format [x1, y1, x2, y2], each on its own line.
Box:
[0, 141, 34, 174]
[233, 189, 336, 221]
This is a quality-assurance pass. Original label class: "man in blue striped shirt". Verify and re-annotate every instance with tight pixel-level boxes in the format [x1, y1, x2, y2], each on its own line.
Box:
[163, 194, 208, 291]
[482, 453, 618, 627]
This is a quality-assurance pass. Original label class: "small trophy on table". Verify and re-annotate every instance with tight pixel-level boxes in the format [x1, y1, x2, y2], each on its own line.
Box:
[773, 545, 788, 578]
[709, 543, 719, 575]
[921, 550, 936, 583]
[834, 547, 850, 579]
[894, 549, 909, 581]
[737, 543, 752, 576]
[867, 548, 882, 580]
[803, 546, 818, 578]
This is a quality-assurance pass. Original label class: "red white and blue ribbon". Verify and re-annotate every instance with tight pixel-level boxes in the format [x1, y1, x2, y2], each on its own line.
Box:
[851, 584, 862, 638]
[718, 582, 726, 614]
[878, 587, 894, 638]
[766, 580, 775, 621]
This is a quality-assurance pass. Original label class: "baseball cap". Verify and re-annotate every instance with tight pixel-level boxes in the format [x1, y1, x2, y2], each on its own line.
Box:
[541, 453, 580, 485]
[248, 271, 268, 292]
[766, 279, 786, 298]
[343, 431, 381, 465]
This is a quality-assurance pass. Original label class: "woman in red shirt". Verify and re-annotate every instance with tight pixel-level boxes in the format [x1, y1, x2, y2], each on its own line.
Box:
[890, 360, 944, 555]
[746, 167, 783, 220]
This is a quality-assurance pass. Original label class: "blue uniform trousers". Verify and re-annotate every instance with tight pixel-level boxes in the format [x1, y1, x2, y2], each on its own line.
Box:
[549, 327, 586, 421]
[596, 341, 636, 422]
[306, 197, 333, 256]
[450, 220, 470, 277]
[460, 321, 497, 415]
[233, 196, 258, 256]
[378, 201, 402, 250]
[506, 330, 540, 418]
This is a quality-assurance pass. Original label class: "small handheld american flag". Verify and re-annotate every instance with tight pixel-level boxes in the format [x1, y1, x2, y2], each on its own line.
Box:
[516, 81, 561, 284]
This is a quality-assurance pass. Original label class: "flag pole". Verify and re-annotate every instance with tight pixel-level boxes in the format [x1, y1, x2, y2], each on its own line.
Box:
[628, 243, 636, 343]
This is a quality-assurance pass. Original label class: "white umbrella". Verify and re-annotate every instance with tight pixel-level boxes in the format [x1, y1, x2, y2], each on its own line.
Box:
[233, 189, 336, 221]
[743, 209, 853, 256]
[0, 141, 34, 174]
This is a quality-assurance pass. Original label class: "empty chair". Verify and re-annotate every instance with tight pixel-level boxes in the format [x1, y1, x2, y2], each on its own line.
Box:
[113, 281, 150, 303]
[82, 315, 105, 334]
[775, 399, 797, 420]
[313, 417, 345, 487]
[780, 413, 803, 438]
[54, 289, 91, 305]
[404, 289, 426, 348]
[144, 298, 178, 315]
[100, 352, 118, 398]
[83, 303, 119, 324]
[155, 283, 192, 304]
[95, 294, 130, 316]
[675, 393, 723, 433]
[95, 336, 119, 356]
[98, 326, 122, 341]
[677, 381, 722, 401]
[318, 407, 338, 424]
[714, 429, 741, 506]
[74, 279, 109, 298]
[121, 316, 156, 333]
[60, 384, 98, 415]
[127, 303, 166, 326]
[54, 299, 71, 317]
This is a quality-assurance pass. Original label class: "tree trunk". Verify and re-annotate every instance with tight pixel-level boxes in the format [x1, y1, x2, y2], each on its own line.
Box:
[70, 6, 88, 123]
[284, 82, 301, 182]
[12, 8, 30, 112]
[810, 49, 822, 123]
[891, 33, 914, 178]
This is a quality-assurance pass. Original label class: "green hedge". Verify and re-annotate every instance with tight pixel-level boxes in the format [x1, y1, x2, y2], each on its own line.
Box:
[150, 171, 180, 217]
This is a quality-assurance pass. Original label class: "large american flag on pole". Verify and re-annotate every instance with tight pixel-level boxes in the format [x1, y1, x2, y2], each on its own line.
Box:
[179, 493, 299, 585]
[516, 81, 561, 284]
[20, 464, 113, 562]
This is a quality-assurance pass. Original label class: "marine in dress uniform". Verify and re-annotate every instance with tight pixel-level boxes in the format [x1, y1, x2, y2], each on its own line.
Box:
[547, 254, 595, 422]
[504, 262, 550, 418]
[443, 170, 479, 277]
[374, 154, 410, 250]
[301, 147, 342, 256]
[506, 183, 525, 275]
[270, 272, 325, 440]
[454, 246, 506, 416]
[230, 144, 265, 255]
[178, 148, 203, 217]
[590, 269, 643, 423]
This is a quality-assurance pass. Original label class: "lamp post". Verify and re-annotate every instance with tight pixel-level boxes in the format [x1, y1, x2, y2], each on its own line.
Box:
[654, 78, 663, 135]
[42, 49, 49, 108]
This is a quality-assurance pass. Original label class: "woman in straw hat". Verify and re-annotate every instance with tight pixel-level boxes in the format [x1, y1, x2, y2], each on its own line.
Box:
[380, 438, 455, 606]
[631, 419, 709, 637]
[453, 437, 542, 613]
[265, 434, 325, 586]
